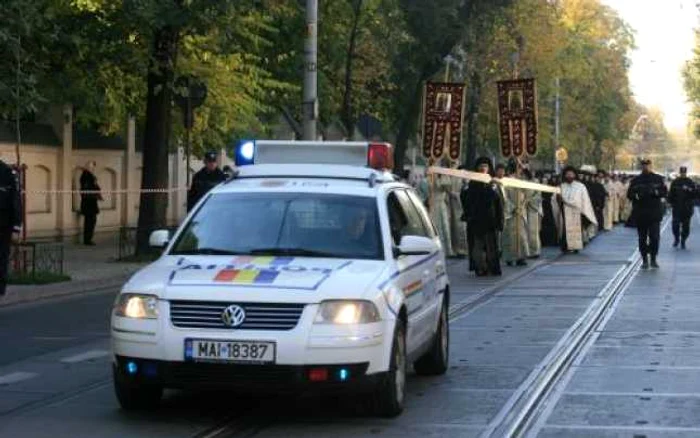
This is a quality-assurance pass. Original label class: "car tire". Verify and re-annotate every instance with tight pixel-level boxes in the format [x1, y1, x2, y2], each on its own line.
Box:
[413, 300, 449, 376]
[113, 365, 163, 411]
[371, 321, 406, 418]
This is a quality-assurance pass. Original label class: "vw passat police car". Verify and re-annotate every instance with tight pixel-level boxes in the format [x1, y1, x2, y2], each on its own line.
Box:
[111, 141, 450, 417]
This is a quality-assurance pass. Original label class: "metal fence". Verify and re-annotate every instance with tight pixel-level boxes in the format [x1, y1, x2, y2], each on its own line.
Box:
[11, 241, 65, 276]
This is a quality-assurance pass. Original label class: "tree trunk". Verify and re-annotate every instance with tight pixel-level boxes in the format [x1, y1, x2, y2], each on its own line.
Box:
[341, 0, 364, 138]
[464, 70, 481, 168]
[136, 26, 179, 254]
[394, 79, 423, 171]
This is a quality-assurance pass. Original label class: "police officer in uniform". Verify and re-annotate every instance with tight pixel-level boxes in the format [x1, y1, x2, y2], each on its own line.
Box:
[668, 166, 697, 249]
[0, 159, 21, 296]
[187, 151, 226, 211]
[627, 159, 668, 269]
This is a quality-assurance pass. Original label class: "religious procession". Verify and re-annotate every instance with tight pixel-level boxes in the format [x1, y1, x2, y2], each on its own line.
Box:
[408, 160, 642, 277]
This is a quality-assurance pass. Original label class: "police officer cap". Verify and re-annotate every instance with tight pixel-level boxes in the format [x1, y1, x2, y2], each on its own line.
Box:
[204, 151, 217, 162]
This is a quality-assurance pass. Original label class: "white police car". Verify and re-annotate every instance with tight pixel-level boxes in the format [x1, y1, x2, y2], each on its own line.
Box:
[111, 141, 450, 417]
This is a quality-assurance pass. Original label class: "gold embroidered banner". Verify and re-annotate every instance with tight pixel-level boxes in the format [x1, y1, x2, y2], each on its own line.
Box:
[422, 82, 466, 162]
[497, 78, 538, 158]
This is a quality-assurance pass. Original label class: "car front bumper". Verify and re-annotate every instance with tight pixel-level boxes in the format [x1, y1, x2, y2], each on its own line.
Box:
[111, 303, 394, 391]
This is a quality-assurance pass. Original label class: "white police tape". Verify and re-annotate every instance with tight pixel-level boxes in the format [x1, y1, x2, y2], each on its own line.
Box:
[21, 188, 188, 195]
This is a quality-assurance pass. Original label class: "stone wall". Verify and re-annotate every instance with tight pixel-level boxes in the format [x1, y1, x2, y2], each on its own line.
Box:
[0, 107, 232, 240]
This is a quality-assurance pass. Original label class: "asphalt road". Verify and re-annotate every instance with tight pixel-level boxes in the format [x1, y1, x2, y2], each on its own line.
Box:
[1, 222, 677, 438]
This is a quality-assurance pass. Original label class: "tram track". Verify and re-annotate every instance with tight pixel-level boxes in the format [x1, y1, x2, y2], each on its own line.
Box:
[482, 218, 671, 438]
[194, 255, 562, 438]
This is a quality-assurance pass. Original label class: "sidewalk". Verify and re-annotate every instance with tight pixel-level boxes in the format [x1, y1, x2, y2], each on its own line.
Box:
[1, 233, 147, 307]
[532, 217, 700, 436]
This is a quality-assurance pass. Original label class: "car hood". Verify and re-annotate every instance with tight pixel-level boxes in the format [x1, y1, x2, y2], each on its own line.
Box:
[123, 255, 389, 304]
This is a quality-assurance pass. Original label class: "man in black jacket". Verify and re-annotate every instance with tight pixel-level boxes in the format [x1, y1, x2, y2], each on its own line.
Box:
[461, 157, 504, 276]
[80, 161, 101, 245]
[187, 151, 226, 211]
[0, 159, 21, 296]
[668, 166, 697, 249]
[627, 159, 668, 269]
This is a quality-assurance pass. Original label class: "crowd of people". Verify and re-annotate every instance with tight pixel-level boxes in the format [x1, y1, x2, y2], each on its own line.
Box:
[408, 158, 698, 276]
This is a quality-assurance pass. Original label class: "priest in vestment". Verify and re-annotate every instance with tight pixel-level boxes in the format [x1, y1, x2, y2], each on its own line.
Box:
[430, 174, 454, 257]
[523, 170, 543, 258]
[599, 172, 614, 231]
[553, 167, 598, 252]
[502, 168, 530, 266]
[448, 172, 468, 258]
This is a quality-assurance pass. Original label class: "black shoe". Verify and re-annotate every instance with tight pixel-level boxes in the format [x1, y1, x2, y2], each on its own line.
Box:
[651, 258, 659, 269]
[673, 239, 680, 248]
[516, 259, 528, 267]
[682, 240, 687, 250]
[641, 256, 649, 270]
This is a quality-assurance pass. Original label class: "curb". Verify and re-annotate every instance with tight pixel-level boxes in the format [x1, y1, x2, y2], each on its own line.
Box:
[0, 275, 130, 308]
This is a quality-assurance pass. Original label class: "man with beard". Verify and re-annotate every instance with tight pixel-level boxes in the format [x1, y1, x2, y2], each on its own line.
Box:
[668, 166, 697, 249]
[461, 157, 503, 276]
[552, 166, 597, 253]
[627, 159, 668, 269]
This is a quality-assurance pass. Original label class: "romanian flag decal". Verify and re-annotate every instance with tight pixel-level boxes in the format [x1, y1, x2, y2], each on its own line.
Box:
[214, 269, 280, 284]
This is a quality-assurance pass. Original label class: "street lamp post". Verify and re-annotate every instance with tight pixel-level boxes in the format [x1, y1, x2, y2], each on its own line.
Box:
[303, 0, 318, 140]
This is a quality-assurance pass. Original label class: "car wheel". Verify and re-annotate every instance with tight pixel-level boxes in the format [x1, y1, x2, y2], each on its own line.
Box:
[413, 300, 449, 376]
[372, 321, 406, 418]
[113, 365, 163, 411]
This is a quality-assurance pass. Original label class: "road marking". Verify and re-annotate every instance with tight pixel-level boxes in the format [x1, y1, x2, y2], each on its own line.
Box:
[33, 336, 76, 341]
[60, 349, 109, 364]
[0, 372, 38, 385]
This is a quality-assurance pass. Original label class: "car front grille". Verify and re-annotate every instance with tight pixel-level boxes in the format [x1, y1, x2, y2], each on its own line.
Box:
[169, 301, 306, 331]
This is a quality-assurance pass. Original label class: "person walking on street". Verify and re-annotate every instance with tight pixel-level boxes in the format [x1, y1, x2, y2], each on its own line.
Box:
[668, 166, 697, 249]
[461, 157, 503, 276]
[627, 159, 668, 269]
[552, 166, 597, 253]
[187, 151, 226, 211]
[0, 159, 21, 296]
[80, 161, 102, 246]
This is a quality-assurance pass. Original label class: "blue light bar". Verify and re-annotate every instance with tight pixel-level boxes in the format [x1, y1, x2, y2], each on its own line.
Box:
[235, 140, 256, 166]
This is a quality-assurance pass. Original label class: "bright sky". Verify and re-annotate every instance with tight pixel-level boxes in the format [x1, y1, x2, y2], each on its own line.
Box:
[602, 0, 697, 133]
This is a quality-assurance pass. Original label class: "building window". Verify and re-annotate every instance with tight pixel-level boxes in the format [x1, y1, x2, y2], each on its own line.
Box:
[27, 165, 51, 214]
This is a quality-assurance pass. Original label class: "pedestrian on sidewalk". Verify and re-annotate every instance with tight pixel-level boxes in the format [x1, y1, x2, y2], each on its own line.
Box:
[668, 166, 697, 249]
[79, 161, 102, 246]
[187, 151, 226, 211]
[627, 159, 668, 269]
[0, 159, 21, 296]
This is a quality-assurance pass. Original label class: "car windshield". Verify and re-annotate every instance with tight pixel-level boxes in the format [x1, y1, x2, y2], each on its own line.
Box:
[170, 192, 383, 260]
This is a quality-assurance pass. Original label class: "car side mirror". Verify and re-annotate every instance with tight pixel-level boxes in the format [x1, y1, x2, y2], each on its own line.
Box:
[149, 230, 170, 248]
[394, 235, 436, 257]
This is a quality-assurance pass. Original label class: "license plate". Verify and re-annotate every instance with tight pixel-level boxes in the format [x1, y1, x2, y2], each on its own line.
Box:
[185, 339, 276, 364]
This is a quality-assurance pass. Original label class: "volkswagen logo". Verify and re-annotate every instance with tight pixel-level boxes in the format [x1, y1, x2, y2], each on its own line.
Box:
[221, 305, 246, 328]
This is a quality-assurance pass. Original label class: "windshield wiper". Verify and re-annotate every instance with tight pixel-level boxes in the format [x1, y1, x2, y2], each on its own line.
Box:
[172, 247, 240, 256]
[249, 247, 342, 258]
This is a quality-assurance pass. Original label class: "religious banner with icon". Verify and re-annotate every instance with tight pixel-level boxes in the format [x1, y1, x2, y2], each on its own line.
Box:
[422, 82, 466, 163]
[497, 78, 538, 158]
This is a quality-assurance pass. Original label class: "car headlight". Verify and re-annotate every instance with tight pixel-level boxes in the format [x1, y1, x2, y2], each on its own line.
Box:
[314, 300, 380, 325]
[113, 294, 159, 319]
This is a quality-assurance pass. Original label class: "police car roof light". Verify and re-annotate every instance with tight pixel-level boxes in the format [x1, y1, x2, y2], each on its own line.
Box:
[368, 143, 394, 171]
[235, 140, 256, 166]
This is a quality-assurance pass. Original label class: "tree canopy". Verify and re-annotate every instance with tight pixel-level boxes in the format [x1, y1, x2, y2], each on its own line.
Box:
[0, 0, 645, 241]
